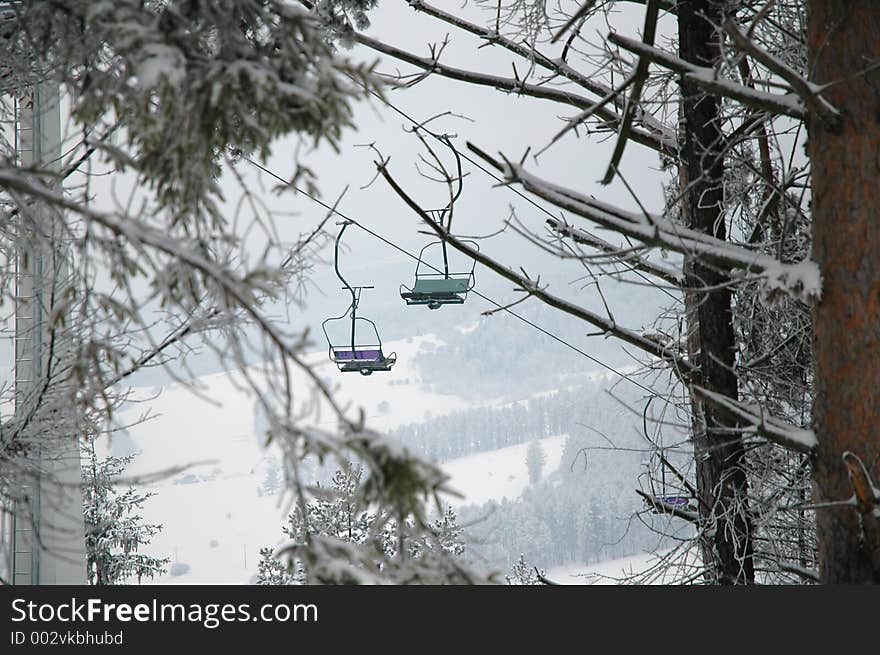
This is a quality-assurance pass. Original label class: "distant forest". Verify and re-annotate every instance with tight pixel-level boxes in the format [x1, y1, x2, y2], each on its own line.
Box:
[388, 376, 646, 463]
[458, 431, 688, 576]
[389, 370, 691, 576]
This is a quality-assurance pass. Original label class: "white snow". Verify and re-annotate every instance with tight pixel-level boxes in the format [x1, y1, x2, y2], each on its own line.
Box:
[761, 258, 823, 303]
[547, 553, 656, 584]
[547, 548, 703, 585]
[139, 474, 285, 585]
[115, 334, 574, 584]
[136, 44, 185, 90]
[441, 434, 567, 506]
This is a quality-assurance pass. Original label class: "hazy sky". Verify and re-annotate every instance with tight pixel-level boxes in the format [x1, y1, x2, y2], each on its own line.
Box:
[2, 3, 681, 383]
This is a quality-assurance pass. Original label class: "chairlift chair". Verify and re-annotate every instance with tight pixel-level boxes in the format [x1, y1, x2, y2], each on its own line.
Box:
[322, 304, 396, 375]
[400, 210, 479, 310]
[653, 495, 691, 509]
[645, 425, 694, 513]
[322, 222, 396, 376]
[645, 467, 693, 512]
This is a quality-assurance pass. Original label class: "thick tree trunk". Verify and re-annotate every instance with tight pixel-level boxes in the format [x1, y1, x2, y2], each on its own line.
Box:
[678, 0, 754, 584]
[807, 0, 880, 584]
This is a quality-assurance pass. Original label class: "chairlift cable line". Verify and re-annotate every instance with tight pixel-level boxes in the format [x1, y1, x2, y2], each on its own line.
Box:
[357, 87, 681, 304]
[245, 157, 663, 398]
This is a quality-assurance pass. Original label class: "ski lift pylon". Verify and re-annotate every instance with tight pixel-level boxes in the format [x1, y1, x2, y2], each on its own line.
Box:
[322, 221, 396, 375]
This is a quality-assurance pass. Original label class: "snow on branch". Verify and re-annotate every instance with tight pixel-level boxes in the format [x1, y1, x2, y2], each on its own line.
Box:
[723, 19, 840, 128]
[353, 32, 673, 155]
[691, 387, 818, 454]
[466, 146, 822, 303]
[402, 0, 676, 152]
[546, 217, 684, 287]
[608, 32, 807, 120]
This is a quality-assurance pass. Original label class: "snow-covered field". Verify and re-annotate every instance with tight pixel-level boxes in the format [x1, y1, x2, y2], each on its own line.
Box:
[136, 432, 569, 585]
[109, 334, 576, 584]
[548, 554, 657, 585]
[548, 548, 703, 585]
[441, 435, 567, 506]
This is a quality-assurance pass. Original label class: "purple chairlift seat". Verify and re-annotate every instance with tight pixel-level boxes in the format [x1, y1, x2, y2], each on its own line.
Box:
[333, 348, 383, 362]
[659, 495, 690, 507]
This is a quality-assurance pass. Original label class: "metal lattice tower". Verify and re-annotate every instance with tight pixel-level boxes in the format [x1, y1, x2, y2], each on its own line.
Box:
[5, 79, 87, 585]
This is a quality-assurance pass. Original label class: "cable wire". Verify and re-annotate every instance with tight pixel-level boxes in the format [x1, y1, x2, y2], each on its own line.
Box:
[245, 157, 664, 398]
[362, 87, 682, 304]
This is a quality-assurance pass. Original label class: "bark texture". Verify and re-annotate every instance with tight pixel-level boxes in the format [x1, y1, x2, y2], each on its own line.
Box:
[807, 0, 880, 584]
[679, 0, 754, 584]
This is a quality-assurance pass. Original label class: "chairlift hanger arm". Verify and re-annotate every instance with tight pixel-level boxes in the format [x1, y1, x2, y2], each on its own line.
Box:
[323, 220, 395, 375]
[333, 220, 356, 303]
[376, 158, 694, 376]
[332, 220, 360, 353]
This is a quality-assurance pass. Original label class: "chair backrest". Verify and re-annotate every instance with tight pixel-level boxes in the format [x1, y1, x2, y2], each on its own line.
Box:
[412, 278, 471, 294]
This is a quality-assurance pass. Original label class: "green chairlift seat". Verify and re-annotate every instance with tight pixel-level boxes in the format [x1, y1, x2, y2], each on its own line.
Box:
[400, 240, 478, 310]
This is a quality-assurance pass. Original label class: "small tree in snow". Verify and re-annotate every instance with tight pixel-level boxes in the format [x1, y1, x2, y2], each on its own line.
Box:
[526, 440, 546, 486]
[82, 447, 169, 585]
[257, 463, 468, 584]
[255, 546, 301, 585]
[506, 554, 542, 586]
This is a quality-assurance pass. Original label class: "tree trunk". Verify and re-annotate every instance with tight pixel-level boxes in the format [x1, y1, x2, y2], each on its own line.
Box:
[678, 0, 755, 584]
[807, 0, 880, 584]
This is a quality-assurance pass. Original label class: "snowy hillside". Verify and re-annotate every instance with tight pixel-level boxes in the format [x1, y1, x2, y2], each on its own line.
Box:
[442, 435, 567, 506]
[134, 432, 569, 585]
[106, 333, 590, 584]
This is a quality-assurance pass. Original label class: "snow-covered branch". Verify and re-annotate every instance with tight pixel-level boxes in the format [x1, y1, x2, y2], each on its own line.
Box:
[466, 145, 821, 303]
[609, 32, 807, 120]
[723, 19, 840, 128]
[353, 32, 673, 155]
[546, 217, 684, 287]
[691, 387, 817, 454]
[402, 0, 676, 152]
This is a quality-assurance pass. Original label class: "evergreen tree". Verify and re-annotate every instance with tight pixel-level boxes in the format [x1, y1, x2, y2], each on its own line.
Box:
[82, 446, 169, 585]
[255, 547, 301, 585]
[506, 555, 542, 586]
[525, 440, 546, 485]
[428, 506, 466, 558]
[256, 464, 466, 584]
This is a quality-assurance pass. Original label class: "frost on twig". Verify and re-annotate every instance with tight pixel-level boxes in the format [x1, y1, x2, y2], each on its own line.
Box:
[691, 387, 817, 454]
[0, 0, 482, 585]
[471, 150, 821, 303]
